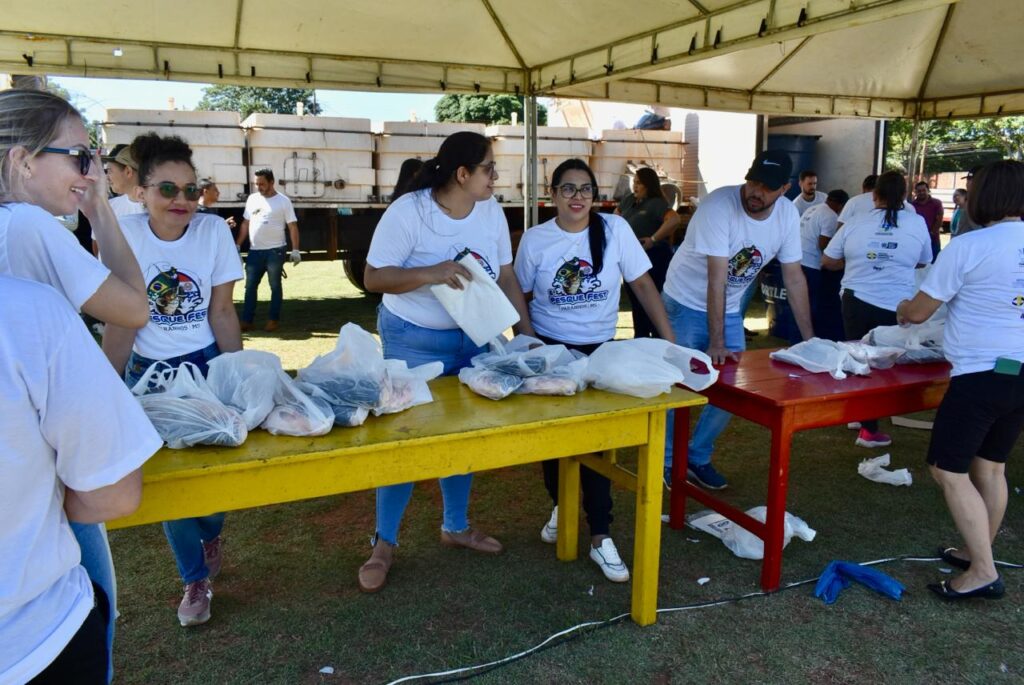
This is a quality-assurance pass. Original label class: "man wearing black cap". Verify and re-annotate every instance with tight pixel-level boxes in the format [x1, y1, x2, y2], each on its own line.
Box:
[660, 151, 814, 490]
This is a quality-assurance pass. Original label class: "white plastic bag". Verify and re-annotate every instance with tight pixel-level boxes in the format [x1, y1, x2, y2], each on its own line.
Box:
[458, 366, 523, 400]
[429, 251, 520, 346]
[836, 341, 904, 370]
[206, 350, 281, 430]
[770, 338, 870, 379]
[857, 453, 913, 487]
[132, 362, 248, 449]
[863, 320, 945, 363]
[261, 372, 335, 437]
[376, 359, 444, 415]
[298, 323, 390, 420]
[517, 357, 589, 396]
[585, 338, 718, 398]
[687, 506, 816, 560]
[472, 341, 575, 378]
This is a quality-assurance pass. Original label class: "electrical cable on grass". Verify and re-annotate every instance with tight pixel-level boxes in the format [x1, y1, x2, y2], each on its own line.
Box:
[383, 553, 1023, 685]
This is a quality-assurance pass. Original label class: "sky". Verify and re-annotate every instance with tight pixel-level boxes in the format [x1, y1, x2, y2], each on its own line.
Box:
[51, 76, 446, 125]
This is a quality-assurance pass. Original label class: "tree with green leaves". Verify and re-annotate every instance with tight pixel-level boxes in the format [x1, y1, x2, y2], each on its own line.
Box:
[196, 86, 321, 119]
[434, 94, 547, 126]
[885, 117, 1016, 174]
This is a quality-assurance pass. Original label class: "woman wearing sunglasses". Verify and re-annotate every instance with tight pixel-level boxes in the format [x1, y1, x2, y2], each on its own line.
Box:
[0, 88, 151, 683]
[359, 131, 534, 593]
[103, 132, 243, 628]
[513, 158, 674, 582]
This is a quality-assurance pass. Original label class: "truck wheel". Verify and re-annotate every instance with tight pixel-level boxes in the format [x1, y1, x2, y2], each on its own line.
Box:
[343, 256, 368, 293]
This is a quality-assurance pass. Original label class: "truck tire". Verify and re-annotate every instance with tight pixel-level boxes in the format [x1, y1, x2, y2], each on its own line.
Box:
[343, 255, 368, 293]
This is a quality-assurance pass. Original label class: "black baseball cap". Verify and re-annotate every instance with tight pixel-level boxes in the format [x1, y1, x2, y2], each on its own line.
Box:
[745, 151, 793, 191]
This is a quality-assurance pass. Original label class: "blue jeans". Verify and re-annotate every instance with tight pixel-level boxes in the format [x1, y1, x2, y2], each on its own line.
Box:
[242, 247, 285, 322]
[123, 347, 226, 583]
[70, 522, 116, 683]
[374, 305, 485, 545]
[662, 293, 746, 468]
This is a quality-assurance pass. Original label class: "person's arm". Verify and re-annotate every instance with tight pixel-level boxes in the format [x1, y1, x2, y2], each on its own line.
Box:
[780, 261, 815, 340]
[821, 230, 846, 270]
[235, 219, 250, 249]
[208, 282, 243, 352]
[364, 261, 474, 293]
[705, 256, 737, 364]
[64, 469, 142, 524]
[821, 254, 845, 270]
[627, 273, 675, 343]
[640, 210, 682, 249]
[896, 291, 943, 325]
[101, 323, 138, 377]
[497, 263, 536, 337]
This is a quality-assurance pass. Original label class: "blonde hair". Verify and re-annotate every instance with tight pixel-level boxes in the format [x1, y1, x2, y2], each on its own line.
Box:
[0, 89, 82, 200]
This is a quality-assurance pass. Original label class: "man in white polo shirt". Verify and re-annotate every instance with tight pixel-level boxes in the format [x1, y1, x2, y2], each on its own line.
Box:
[661, 151, 814, 490]
[235, 169, 300, 332]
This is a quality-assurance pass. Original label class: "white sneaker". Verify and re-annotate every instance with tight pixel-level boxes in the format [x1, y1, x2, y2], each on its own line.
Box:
[540, 506, 558, 544]
[589, 538, 630, 583]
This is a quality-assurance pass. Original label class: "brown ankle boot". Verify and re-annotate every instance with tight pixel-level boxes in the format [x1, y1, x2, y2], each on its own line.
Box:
[357, 540, 395, 593]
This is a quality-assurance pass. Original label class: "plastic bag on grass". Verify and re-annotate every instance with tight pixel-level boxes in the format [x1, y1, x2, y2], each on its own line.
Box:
[686, 507, 815, 560]
[132, 361, 247, 449]
[770, 338, 870, 380]
[298, 323, 389, 413]
[814, 560, 905, 604]
[585, 338, 718, 398]
[206, 350, 282, 430]
[429, 249, 520, 346]
[458, 366, 523, 400]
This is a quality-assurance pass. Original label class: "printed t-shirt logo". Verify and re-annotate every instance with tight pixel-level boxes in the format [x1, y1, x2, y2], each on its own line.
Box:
[727, 245, 763, 286]
[548, 257, 607, 305]
[455, 247, 497, 279]
[147, 266, 206, 324]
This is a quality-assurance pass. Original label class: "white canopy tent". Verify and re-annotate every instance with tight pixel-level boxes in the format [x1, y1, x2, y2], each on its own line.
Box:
[3, 0, 1020, 216]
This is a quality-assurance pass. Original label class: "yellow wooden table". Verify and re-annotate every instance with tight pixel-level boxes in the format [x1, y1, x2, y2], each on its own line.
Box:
[109, 376, 705, 625]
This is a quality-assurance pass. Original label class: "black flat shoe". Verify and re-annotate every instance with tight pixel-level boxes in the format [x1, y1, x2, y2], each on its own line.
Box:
[937, 546, 971, 571]
[928, 577, 1004, 600]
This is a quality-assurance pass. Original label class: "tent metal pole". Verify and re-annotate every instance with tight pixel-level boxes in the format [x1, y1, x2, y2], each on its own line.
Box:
[907, 117, 921, 182]
[525, 94, 539, 230]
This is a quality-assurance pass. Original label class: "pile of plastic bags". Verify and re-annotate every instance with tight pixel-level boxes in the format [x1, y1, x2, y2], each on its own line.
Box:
[862, 319, 945, 363]
[458, 335, 586, 400]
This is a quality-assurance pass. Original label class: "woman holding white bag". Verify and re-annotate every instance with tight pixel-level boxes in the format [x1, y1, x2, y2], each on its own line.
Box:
[360, 131, 534, 593]
[514, 158, 674, 582]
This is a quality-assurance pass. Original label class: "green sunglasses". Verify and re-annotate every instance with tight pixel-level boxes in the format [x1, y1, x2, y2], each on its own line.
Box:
[146, 181, 203, 201]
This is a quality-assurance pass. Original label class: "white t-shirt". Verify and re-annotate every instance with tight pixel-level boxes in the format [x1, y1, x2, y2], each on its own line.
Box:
[920, 221, 1024, 376]
[799, 202, 839, 269]
[0, 202, 110, 311]
[515, 214, 651, 344]
[109, 194, 145, 218]
[663, 185, 802, 314]
[0, 276, 161, 684]
[823, 208, 931, 311]
[120, 212, 243, 359]
[837, 192, 918, 228]
[243, 192, 297, 249]
[367, 190, 513, 330]
[792, 191, 827, 216]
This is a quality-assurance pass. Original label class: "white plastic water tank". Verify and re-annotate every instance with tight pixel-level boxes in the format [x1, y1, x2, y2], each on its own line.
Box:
[243, 113, 374, 202]
[485, 125, 593, 202]
[375, 122, 487, 200]
[102, 109, 247, 201]
[592, 129, 685, 180]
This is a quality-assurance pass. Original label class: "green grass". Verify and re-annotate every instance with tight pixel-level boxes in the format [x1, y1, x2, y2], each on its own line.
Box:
[109, 262, 1024, 684]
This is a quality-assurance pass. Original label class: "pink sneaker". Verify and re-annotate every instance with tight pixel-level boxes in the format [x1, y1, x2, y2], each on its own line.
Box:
[203, 536, 222, 579]
[855, 428, 892, 448]
[178, 578, 212, 627]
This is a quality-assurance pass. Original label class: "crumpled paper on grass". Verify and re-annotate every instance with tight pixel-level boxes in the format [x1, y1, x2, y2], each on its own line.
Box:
[686, 507, 816, 560]
[857, 453, 912, 487]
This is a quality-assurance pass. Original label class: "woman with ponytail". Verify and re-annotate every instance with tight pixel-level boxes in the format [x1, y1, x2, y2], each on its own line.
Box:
[359, 131, 534, 593]
[822, 170, 931, 448]
[513, 158, 673, 583]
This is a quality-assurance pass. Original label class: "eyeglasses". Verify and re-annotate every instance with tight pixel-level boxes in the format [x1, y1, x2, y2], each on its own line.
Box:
[146, 181, 203, 201]
[473, 161, 497, 176]
[41, 147, 95, 176]
[557, 183, 596, 199]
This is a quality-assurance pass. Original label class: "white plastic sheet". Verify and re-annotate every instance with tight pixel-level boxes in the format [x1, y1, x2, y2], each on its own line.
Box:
[206, 350, 281, 430]
[863, 320, 945, 363]
[687, 507, 816, 560]
[770, 338, 870, 380]
[429, 252, 519, 346]
[857, 453, 913, 487]
[585, 338, 718, 398]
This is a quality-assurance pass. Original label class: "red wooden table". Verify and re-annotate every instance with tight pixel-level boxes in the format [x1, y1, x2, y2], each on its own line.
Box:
[667, 348, 951, 591]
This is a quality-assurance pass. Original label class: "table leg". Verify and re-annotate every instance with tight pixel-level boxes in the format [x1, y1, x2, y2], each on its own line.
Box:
[669, 406, 690, 529]
[760, 415, 793, 591]
[632, 410, 666, 626]
[556, 456, 580, 562]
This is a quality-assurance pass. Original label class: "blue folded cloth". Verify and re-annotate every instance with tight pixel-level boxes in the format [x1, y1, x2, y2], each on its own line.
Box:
[814, 560, 905, 604]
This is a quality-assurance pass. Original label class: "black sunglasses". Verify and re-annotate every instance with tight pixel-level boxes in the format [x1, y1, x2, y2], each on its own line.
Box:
[145, 181, 203, 201]
[41, 147, 95, 176]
